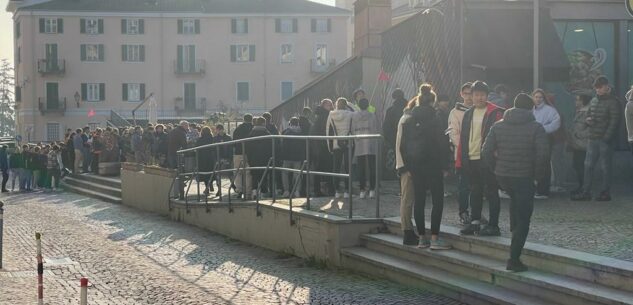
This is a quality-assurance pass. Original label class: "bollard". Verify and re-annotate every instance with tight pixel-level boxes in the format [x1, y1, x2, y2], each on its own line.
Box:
[80, 278, 88, 305]
[36, 232, 43, 305]
[0, 201, 3, 270]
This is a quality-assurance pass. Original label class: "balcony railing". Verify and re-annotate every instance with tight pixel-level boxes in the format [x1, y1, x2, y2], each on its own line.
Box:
[37, 59, 66, 75]
[310, 58, 336, 73]
[174, 59, 206, 75]
[175, 97, 207, 116]
[38, 97, 67, 115]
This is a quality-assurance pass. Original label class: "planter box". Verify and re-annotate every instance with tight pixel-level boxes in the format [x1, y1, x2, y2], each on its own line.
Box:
[122, 162, 143, 172]
[99, 162, 121, 176]
[143, 166, 177, 178]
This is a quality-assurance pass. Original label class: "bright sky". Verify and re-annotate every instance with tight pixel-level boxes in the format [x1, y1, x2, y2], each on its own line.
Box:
[0, 0, 335, 65]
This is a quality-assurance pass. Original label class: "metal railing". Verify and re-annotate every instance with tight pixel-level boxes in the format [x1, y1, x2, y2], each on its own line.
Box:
[174, 59, 206, 75]
[38, 97, 67, 115]
[37, 59, 66, 75]
[168, 134, 383, 223]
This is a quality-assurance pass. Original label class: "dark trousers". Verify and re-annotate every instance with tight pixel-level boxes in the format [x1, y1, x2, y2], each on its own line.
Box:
[583, 139, 614, 194]
[497, 176, 535, 261]
[332, 148, 350, 191]
[357, 154, 376, 191]
[91, 153, 100, 174]
[48, 168, 61, 188]
[313, 150, 334, 196]
[467, 160, 500, 227]
[411, 168, 444, 236]
[536, 151, 551, 195]
[1, 170, 8, 190]
[251, 169, 269, 193]
[457, 169, 470, 214]
[572, 150, 586, 189]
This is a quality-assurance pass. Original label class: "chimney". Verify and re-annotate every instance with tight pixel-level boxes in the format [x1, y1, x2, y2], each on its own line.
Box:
[353, 0, 392, 58]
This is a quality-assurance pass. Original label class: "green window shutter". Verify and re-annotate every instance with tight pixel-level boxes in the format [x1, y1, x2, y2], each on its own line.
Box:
[139, 45, 145, 62]
[188, 45, 195, 70]
[140, 84, 146, 100]
[99, 83, 105, 101]
[177, 19, 183, 34]
[311, 19, 316, 32]
[81, 83, 87, 100]
[231, 18, 236, 34]
[230, 45, 236, 62]
[121, 19, 127, 34]
[122, 83, 128, 101]
[292, 18, 298, 33]
[98, 44, 104, 61]
[80, 45, 86, 61]
[249, 45, 255, 62]
[39, 18, 45, 33]
[98, 19, 104, 34]
[121, 45, 127, 61]
[194, 19, 200, 34]
[327, 18, 331, 32]
[80, 18, 86, 33]
[245, 19, 248, 33]
[275, 19, 280, 33]
[177, 45, 183, 71]
[139, 19, 144, 34]
[57, 18, 63, 33]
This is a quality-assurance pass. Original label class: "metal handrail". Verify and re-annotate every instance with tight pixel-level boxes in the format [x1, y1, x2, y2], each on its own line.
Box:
[288, 161, 308, 225]
[255, 158, 275, 217]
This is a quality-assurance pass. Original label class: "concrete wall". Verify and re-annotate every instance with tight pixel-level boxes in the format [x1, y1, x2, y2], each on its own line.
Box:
[120, 168, 383, 266]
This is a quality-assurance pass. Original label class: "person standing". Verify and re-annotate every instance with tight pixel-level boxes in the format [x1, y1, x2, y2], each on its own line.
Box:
[246, 117, 273, 199]
[73, 129, 84, 174]
[399, 84, 452, 250]
[571, 76, 620, 201]
[382, 89, 408, 154]
[482, 93, 549, 272]
[131, 126, 144, 164]
[326, 98, 355, 199]
[281, 117, 305, 198]
[448, 83, 473, 224]
[167, 121, 189, 169]
[154, 125, 168, 167]
[82, 126, 91, 173]
[626, 87, 633, 155]
[91, 128, 104, 173]
[299, 107, 313, 136]
[0, 145, 8, 192]
[310, 100, 335, 197]
[196, 126, 215, 196]
[395, 96, 417, 245]
[457, 81, 505, 236]
[210, 124, 232, 196]
[233, 114, 254, 199]
[47, 144, 64, 191]
[568, 94, 592, 195]
[532, 89, 561, 199]
[352, 98, 379, 199]
[9, 146, 23, 191]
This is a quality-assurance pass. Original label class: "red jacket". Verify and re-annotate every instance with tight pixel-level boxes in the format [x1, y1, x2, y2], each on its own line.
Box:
[456, 102, 505, 169]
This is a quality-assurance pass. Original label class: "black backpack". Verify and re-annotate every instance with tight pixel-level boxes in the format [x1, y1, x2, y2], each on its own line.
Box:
[402, 110, 439, 166]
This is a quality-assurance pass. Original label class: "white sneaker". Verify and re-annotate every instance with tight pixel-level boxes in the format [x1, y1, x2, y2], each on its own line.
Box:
[335, 192, 342, 199]
[282, 191, 290, 198]
[369, 190, 376, 199]
[344, 192, 350, 199]
[359, 191, 366, 199]
[499, 190, 511, 199]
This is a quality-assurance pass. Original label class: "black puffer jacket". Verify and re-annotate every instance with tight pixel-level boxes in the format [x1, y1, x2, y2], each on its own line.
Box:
[382, 97, 408, 147]
[246, 126, 272, 167]
[309, 106, 331, 158]
[588, 94, 620, 142]
[400, 104, 450, 173]
[482, 108, 549, 178]
[232, 122, 253, 155]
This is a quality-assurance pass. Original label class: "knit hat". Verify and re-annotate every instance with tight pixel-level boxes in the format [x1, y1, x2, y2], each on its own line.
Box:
[514, 93, 534, 110]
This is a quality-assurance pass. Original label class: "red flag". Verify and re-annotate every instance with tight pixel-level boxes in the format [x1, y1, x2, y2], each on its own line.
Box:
[88, 109, 96, 118]
[378, 70, 390, 82]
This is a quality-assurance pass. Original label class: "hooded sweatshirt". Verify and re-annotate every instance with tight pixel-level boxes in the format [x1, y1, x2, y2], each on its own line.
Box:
[482, 108, 549, 178]
[326, 109, 353, 152]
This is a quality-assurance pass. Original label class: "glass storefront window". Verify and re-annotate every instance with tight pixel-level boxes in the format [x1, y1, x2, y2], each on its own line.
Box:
[628, 22, 633, 87]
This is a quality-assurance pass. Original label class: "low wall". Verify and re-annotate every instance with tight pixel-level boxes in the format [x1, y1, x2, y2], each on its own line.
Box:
[120, 168, 383, 266]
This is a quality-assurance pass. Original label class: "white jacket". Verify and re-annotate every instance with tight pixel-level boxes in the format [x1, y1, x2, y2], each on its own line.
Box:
[326, 109, 353, 151]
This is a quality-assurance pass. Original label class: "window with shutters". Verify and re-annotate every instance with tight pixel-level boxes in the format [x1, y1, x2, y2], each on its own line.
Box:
[86, 83, 101, 101]
[123, 45, 144, 62]
[182, 19, 196, 34]
[126, 19, 139, 34]
[46, 123, 60, 142]
[232, 18, 248, 34]
[281, 81, 293, 101]
[280, 44, 294, 63]
[236, 82, 250, 102]
[82, 44, 104, 62]
[315, 44, 327, 66]
[85, 18, 99, 34]
[125, 83, 142, 102]
[236, 45, 250, 62]
[279, 18, 294, 33]
[44, 18, 58, 33]
[314, 18, 329, 33]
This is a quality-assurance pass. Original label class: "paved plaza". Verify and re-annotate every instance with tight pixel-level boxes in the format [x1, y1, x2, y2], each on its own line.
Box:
[0, 191, 463, 305]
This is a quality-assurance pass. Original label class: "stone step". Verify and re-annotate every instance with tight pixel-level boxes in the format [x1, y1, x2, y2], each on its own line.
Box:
[68, 173, 122, 189]
[60, 181, 122, 205]
[63, 176, 122, 198]
[340, 247, 555, 305]
[383, 218, 633, 293]
[362, 233, 633, 305]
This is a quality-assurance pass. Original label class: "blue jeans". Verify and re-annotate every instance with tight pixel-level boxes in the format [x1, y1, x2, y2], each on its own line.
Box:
[582, 139, 614, 194]
[20, 169, 32, 190]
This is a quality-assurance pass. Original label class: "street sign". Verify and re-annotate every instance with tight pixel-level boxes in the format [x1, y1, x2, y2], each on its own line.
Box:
[628, 0, 633, 16]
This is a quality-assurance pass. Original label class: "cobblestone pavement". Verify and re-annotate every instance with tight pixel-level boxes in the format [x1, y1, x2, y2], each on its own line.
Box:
[0, 191, 464, 305]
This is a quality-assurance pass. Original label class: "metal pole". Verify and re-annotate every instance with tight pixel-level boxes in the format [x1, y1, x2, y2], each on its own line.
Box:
[80, 278, 88, 305]
[216, 146, 221, 198]
[195, 150, 200, 202]
[272, 138, 276, 203]
[36, 232, 43, 305]
[348, 145, 353, 219]
[241, 142, 246, 200]
[0, 201, 3, 269]
[533, 0, 540, 89]
[375, 142, 381, 218]
[305, 139, 311, 209]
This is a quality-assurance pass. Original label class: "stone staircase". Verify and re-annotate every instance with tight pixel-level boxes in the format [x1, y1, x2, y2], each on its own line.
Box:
[60, 174, 122, 204]
[341, 218, 633, 305]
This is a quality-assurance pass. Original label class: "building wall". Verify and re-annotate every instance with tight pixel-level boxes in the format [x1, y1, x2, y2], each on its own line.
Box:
[14, 11, 349, 141]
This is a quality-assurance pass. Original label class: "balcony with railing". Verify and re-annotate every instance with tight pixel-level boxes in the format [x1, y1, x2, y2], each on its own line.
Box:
[37, 59, 66, 75]
[175, 97, 207, 116]
[173, 59, 206, 75]
[38, 97, 67, 115]
[310, 58, 336, 73]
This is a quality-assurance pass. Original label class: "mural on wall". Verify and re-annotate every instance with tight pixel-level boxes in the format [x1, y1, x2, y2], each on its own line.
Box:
[566, 48, 607, 95]
[627, 0, 633, 17]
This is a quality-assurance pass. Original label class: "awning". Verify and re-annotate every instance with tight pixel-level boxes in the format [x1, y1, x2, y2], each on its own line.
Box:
[463, 8, 570, 82]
